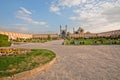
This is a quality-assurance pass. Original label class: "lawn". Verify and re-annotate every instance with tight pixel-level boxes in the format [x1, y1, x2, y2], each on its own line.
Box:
[64, 38, 120, 45]
[0, 49, 56, 77]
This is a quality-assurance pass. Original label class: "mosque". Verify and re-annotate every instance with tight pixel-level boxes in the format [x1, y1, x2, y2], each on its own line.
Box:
[60, 25, 67, 38]
[59, 25, 120, 38]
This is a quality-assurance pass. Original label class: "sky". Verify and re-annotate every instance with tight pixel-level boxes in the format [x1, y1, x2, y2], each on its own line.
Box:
[0, 0, 120, 34]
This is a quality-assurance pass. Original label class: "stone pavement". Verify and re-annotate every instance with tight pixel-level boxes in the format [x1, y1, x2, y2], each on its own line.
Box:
[10, 40, 120, 80]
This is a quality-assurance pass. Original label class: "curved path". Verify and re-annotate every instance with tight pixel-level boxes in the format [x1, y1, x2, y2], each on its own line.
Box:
[11, 40, 120, 80]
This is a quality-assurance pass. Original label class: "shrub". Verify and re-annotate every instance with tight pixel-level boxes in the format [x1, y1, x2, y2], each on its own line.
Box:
[0, 34, 11, 47]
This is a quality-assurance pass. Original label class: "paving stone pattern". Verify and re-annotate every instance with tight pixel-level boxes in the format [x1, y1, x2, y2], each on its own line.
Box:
[10, 40, 120, 80]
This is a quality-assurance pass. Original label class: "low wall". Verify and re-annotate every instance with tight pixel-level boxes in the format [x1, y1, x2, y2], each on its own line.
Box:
[0, 57, 57, 80]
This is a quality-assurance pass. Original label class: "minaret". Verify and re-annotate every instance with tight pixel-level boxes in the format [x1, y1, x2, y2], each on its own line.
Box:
[60, 25, 62, 34]
[73, 28, 75, 34]
[65, 25, 67, 32]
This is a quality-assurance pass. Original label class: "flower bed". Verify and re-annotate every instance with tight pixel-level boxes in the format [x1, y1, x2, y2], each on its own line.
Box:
[0, 48, 31, 56]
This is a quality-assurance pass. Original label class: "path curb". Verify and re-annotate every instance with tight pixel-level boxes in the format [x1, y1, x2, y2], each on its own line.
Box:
[0, 56, 57, 80]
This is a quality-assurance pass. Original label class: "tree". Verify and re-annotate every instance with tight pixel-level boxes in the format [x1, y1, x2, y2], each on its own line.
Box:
[0, 34, 11, 47]
[80, 29, 84, 33]
[47, 35, 52, 40]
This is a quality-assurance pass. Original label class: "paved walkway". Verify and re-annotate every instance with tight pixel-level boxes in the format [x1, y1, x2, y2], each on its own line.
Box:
[11, 40, 120, 80]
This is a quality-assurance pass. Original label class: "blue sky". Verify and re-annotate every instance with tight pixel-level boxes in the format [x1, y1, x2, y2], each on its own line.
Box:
[0, 0, 120, 34]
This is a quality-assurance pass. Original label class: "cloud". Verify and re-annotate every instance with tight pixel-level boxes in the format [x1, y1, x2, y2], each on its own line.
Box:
[69, 0, 120, 32]
[49, 0, 120, 33]
[50, 0, 120, 32]
[69, 17, 77, 21]
[12, 24, 29, 32]
[102, 6, 120, 23]
[19, 27, 28, 32]
[50, 5, 61, 15]
[0, 24, 29, 33]
[50, 0, 87, 15]
[20, 7, 32, 14]
[16, 7, 47, 26]
[58, 0, 86, 7]
[13, 23, 28, 26]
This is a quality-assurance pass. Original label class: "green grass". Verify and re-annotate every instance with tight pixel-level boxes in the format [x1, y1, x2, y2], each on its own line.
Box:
[65, 38, 120, 45]
[0, 49, 56, 77]
[0, 34, 11, 47]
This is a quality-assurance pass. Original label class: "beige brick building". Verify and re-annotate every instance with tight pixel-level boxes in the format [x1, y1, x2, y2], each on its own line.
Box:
[69, 29, 120, 38]
[0, 31, 32, 40]
[33, 34, 59, 40]
[0, 29, 120, 40]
